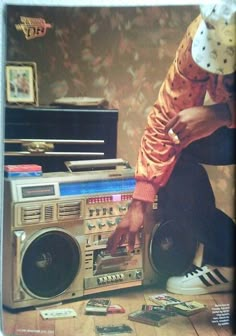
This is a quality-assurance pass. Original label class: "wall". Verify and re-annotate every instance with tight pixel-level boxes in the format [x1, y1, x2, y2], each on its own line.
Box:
[5, 5, 235, 219]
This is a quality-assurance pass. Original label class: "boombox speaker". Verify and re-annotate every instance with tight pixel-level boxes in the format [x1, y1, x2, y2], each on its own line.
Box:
[143, 207, 198, 285]
[3, 179, 85, 309]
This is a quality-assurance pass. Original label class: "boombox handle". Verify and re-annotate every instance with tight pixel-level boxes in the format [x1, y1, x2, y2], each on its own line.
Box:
[64, 158, 131, 172]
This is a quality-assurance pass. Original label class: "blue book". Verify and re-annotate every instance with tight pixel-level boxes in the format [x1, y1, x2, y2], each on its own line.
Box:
[5, 171, 42, 178]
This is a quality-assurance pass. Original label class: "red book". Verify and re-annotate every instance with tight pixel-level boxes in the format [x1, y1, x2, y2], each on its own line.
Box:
[4, 164, 42, 172]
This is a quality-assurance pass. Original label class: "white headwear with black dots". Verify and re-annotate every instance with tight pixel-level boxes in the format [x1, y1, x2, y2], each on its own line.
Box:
[192, 0, 236, 75]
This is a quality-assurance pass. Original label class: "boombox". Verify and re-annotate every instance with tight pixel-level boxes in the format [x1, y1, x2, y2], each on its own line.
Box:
[3, 159, 197, 309]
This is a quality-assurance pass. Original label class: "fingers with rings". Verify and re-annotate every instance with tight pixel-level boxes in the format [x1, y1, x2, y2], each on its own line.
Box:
[168, 128, 180, 144]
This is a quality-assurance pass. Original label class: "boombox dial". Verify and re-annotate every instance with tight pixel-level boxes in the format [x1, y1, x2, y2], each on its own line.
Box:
[84, 193, 132, 234]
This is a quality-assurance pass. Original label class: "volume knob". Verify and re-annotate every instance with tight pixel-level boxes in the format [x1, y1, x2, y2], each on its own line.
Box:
[88, 223, 96, 230]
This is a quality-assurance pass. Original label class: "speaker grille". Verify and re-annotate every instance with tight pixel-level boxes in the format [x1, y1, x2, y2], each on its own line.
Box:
[58, 201, 81, 219]
[21, 230, 80, 298]
[21, 205, 41, 224]
[149, 220, 197, 276]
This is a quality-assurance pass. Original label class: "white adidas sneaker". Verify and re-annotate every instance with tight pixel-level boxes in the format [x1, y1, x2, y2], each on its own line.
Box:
[166, 265, 234, 295]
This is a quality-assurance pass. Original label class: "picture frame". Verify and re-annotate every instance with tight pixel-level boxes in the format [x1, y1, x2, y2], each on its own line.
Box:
[5, 61, 38, 105]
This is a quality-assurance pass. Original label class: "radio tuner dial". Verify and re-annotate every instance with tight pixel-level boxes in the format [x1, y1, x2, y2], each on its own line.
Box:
[87, 223, 96, 230]
[115, 217, 121, 225]
[107, 220, 115, 227]
[119, 206, 127, 212]
[98, 221, 105, 229]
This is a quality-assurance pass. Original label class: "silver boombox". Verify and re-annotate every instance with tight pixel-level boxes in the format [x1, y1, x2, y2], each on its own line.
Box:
[3, 158, 197, 309]
[3, 159, 161, 309]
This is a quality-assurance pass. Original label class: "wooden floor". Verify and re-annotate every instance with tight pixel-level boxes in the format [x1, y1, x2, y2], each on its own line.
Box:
[2, 284, 234, 336]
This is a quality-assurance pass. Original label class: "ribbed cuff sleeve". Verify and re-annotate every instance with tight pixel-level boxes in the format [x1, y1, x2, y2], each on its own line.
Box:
[132, 181, 159, 203]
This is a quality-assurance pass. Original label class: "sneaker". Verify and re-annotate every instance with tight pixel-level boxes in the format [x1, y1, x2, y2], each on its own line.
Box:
[166, 265, 233, 295]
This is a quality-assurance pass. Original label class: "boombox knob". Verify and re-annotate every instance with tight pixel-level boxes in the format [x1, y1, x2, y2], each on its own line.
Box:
[135, 270, 143, 279]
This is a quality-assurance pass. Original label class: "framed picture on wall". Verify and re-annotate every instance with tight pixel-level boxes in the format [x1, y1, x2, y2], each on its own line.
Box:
[5, 62, 38, 105]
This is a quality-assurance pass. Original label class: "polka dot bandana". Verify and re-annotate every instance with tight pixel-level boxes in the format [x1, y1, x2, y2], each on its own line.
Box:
[192, 1, 236, 75]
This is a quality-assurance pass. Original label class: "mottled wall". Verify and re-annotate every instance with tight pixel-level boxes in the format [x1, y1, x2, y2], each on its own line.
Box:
[5, 5, 235, 219]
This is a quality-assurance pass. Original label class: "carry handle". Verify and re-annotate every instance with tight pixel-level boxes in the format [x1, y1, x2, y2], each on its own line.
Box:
[64, 158, 131, 172]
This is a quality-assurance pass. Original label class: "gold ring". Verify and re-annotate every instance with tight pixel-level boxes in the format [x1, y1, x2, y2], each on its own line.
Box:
[168, 128, 180, 144]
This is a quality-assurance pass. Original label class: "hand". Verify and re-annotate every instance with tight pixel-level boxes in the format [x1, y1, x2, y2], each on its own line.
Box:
[165, 103, 232, 148]
[106, 199, 148, 255]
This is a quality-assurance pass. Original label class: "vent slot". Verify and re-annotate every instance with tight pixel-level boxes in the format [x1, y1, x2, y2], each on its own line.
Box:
[21, 205, 41, 224]
[58, 201, 81, 219]
[44, 205, 55, 221]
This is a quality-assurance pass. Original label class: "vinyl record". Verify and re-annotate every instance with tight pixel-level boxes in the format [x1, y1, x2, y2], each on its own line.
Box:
[21, 229, 81, 298]
[149, 219, 198, 276]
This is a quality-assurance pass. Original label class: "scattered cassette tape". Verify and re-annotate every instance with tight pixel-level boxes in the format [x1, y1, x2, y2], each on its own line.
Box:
[40, 308, 77, 320]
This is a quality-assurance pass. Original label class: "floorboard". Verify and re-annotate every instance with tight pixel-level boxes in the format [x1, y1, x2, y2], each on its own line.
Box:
[2, 286, 234, 336]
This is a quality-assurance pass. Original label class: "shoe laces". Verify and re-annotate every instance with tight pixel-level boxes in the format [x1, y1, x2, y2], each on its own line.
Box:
[185, 265, 204, 278]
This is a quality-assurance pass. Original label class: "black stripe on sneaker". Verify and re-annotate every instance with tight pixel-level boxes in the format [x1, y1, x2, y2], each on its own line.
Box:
[199, 275, 212, 287]
[213, 268, 229, 284]
[199, 269, 229, 287]
[206, 272, 221, 285]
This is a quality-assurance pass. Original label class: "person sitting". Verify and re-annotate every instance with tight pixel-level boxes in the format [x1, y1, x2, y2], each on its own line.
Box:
[107, 1, 235, 295]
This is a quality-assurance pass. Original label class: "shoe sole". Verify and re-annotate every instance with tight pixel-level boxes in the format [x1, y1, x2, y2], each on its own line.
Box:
[167, 283, 232, 295]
